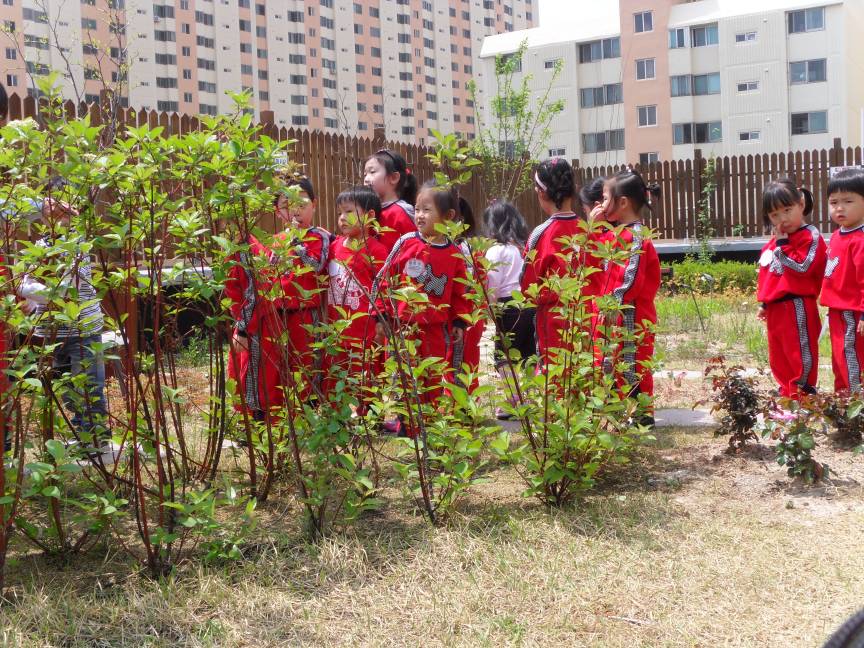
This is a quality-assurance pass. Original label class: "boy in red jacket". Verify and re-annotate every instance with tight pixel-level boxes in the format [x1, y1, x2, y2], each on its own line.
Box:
[324, 187, 388, 401]
[757, 179, 826, 398]
[821, 168, 864, 393]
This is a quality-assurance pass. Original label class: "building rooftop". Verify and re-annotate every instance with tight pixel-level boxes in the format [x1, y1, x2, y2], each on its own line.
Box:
[481, 0, 848, 56]
[480, 3, 620, 57]
[669, 0, 844, 27]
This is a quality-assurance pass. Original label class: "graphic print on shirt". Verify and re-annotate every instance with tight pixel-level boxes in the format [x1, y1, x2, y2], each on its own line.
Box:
[327, 260, 363, 310]
[405, 258, 447, 297]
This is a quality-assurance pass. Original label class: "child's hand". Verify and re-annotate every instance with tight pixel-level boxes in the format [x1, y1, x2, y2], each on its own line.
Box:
[375, 321, 387, 345]
[858, 318, 864, 337]
[231, 330, 249, 353]
[452, 327, 464, 345]
[588, 203, 605, 221]
[757, 305, 767, 322]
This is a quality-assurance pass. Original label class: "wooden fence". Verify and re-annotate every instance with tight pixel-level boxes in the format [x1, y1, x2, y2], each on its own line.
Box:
[5, 92, 861, 240]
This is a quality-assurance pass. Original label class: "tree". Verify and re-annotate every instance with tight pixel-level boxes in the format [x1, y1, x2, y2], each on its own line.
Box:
[468, 39, 565, 201]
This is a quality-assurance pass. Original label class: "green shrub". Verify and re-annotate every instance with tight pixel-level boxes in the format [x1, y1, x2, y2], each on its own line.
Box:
[664, 259, 757, 294]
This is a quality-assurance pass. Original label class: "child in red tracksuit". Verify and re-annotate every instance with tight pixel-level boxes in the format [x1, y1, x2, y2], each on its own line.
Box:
[374, 181, 472, 434]
[325, 187, 388, 401]
[226, 177, 328, 417]
[757, 179, 826, 398]
[364, 148, 418, 251]
[821, 168, 864, 393]
[595, 170, 661, 410]
[520, 158, 584, 366]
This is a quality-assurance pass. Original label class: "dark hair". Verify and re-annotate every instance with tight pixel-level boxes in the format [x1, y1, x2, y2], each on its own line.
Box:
[336, 185, 382, 221]
[483, 200, 529, 247]
[762, 177, 813, 224]
[417, 179, 464, 223]
[606, 169, 661, 215]
[367, 148, 418, 205]
[828, 168, 864, 200]
[456, 196, 475, 237]
[276, 175, 315, 206]
[579, 176, 606, 209]
[534, 158, 575, 209]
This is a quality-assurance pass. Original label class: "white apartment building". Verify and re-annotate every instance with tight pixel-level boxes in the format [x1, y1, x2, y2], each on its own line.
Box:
[479, 0, 864, 165]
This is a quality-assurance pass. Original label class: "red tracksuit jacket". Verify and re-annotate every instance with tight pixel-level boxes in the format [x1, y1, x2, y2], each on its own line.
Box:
[821, 224, 864, 312]
[821, 224, 864, 392]
[378, 200, 417, 251]
[327, 234, 388, 347]
[374, 232, 471, 330]
[757, 224, 827, 303]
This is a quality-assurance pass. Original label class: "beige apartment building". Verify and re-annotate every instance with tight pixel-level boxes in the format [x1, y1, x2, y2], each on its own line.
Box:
[479, 0, 864, 166]
[0, 0, 534, 143]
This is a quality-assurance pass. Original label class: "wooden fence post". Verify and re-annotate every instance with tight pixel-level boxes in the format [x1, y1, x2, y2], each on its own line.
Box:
[693, 148, 704, 237]
[830, 137, 844, 167]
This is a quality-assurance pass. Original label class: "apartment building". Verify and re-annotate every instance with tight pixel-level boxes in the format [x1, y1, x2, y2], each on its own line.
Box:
[0, 0, 534, 143]
[479, 0, 864, 165]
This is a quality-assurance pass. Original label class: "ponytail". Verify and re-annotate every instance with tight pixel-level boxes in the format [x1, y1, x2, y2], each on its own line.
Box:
[368, 148, 417, 204]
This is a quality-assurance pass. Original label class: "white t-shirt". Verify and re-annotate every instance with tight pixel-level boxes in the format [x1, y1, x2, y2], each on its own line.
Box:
[485, 243, 524, 301]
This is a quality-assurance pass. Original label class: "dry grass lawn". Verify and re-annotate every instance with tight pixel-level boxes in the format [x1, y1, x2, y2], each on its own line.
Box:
[1, 423, 863, 647]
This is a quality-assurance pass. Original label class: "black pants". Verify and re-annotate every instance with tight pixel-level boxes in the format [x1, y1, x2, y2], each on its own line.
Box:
[494, 300, 537, 368]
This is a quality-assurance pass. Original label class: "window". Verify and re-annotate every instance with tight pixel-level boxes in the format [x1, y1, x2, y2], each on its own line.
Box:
[197, 58, 215, 71]
[402, 126, 415, 135]
[401, 107, 414, 117]
[788, 7, 824, 34]
[690, 23, 719, 47]
[195, 11, 213, 26]
[634, 11, 653, 33]
[548, 147, 566, 157]
[323, 98, 337, 108]
[581, 129, 625, 153]
[82, 17, 97, 29]
[158, 101, 179, 112]
[670, 75, 690, 97]
[320, 16, 333, 29]
[287, 11, 303, 22]
[637, 105, 657, 126]
[198, 81, 216, 93]
[5, 47, 15, 60]
[579, 83, 623, 108]
[398, 52, 411, 63]
[239, 19, 251, 31]
[397, 14, 409, 24]
[288, 33, 305, 44]
[673, 121, 723, 144]
[241, 64, 252, 75]
[289, 54, 306, 64]
[791, 111, 828, 135]
[693, 73, 721, 95]
[639, 153, 659, 165]
[256, 26, 266, 38]
[292, 116, 308, 126]
[290, 74, 307, 84]
[24, 8, 47, 22]
[240, 43, 252, 53]
[579, 37, 620, 63]
[790, 59, 827, 84]
[182, 69, 192, 80]
[669, 28, 686, 49]
[154, 30, 176, 42]
[259, 91, 269, 102]
[291, 96, 307, 106]
[735, 31, 757, 43]
[737, 80, 759, 92]
[153, 4, 174, 18]
[739, 130, 760, 142]
[636, 58, 655, 80]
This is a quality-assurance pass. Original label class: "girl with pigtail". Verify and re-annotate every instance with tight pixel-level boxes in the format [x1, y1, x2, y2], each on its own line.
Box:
[593, 169, 662, 421]
[363, 148, 418, 251]
[520, 157, 585, 366]
[757, 178, 826, 398]
[372, 180, 472, 436]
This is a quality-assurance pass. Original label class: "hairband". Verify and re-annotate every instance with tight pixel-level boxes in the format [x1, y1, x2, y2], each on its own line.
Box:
[534, 171, 548, 192]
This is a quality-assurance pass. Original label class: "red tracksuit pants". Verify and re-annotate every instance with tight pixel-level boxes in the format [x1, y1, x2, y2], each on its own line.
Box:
[228, 309, 317, 416]
[765, 297, 820, 398]
[450, 320, 483, 392]
[598, 308, 655, 398]
[535, 303, 574, 366]
[828, 308, 864, 393]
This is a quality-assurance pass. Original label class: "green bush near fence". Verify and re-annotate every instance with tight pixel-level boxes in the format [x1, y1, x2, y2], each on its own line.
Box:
[664, 259, 757, 294]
